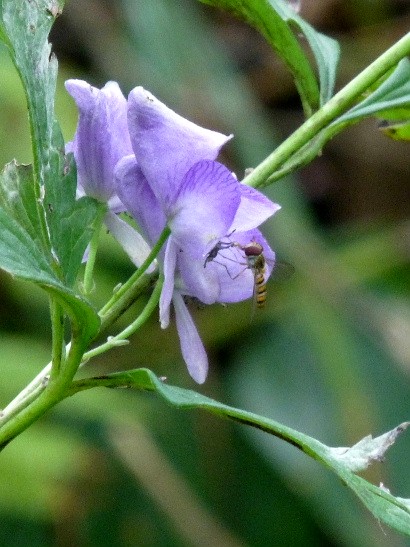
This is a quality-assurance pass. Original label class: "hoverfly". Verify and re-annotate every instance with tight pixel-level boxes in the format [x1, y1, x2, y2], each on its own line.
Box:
[204, 235, 270, 310]
[237, 240, 267, 309]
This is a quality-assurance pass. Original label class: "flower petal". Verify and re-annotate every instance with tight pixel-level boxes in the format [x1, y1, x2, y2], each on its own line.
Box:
[159, 237, 178, 329]
[104, 211, 155, 272]
[170, 160, 241, 258]
[230, 184, 281, 233]
[65, 79, 132, 203]
[127, 87, 232, 206]
[177, 250, 220, 304]
[173, 292, 208, 384]
[115, 155, 166, 246]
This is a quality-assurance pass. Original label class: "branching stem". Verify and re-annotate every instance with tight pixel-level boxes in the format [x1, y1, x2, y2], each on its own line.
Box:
[243, 31, 410, 189]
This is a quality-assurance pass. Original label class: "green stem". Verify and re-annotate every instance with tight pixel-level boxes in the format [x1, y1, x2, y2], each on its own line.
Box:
[0, 228, 171, 428]
[99, 225, 170, 330]
[49, 298, 66, 380]
[82, 203, 107, 296]
[243, 31, 410, 189]
[82, 222, 102, 296]
[0, 330, 86, 450]
[84, 276, 164, 362]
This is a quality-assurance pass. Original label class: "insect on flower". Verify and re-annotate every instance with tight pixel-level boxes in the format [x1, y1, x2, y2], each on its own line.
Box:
[204, 235, 269, 309]
[239, 241, 267, 309]
[203, 231, 236, 268]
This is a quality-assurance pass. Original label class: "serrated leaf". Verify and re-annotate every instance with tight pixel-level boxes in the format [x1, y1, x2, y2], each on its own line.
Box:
[0, 200, 99, 341]
[0, 161, 45, 251]
[72, 368, 410, 537]
[200, 0, 340, 112]
[0, 0, 65, 252]
[0, 203, 57, 285]
[44, 127, 105, 286]
[0, 0, 100, 336]
[336, 58, 410, 124]
[1, 0, 63, 166]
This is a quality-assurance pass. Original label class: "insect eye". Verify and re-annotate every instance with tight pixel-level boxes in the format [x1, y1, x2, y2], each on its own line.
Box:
[242, 242, 263, 257]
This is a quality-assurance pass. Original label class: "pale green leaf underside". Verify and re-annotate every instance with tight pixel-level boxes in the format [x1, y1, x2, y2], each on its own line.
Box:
[379, 118, 410, 141]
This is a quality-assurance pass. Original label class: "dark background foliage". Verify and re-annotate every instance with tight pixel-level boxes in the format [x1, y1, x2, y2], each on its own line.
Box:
[0, 1, 409, 545]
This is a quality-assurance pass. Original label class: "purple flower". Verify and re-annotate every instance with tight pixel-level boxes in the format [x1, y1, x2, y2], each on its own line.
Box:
[66, 79, 152, 268]
[65, 79, 132, 209]
[116, 88, 280, 383]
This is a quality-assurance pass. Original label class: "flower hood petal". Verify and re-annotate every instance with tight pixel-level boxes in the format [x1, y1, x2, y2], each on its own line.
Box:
[127, 87, 232, 206]
[65, 79, 132, 203]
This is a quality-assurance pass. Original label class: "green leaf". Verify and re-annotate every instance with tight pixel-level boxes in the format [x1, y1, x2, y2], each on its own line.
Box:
[0, 0, 65, 249]
[0, 202, 57, 286]
[0, 159, 100, 343]
[0, 199, 99, 342]
[72, 368, 410, 537]
[336, 58, 410, 124]
[0, 161, 45, 252]
[0, 0, 100, 337]
[378, 118, 410, 141]
[301, 28, 340, 105]
[45, 126, 106, 286]
[200, 0, 340, 112]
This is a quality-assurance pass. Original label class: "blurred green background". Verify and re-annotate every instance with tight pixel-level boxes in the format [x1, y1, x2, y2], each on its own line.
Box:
[0, 0, 409, 545]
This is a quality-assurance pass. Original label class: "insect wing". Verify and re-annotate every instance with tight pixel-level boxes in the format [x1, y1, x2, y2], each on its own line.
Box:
[269, 260, 295, 282]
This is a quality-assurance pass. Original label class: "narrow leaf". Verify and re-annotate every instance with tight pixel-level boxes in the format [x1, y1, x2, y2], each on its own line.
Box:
[336, 58, 410, 124]
[285, 12, 340, 105]
[200, 0, 319, 113]
[71, 368, 410, 537]
[200, 0, 340, 111]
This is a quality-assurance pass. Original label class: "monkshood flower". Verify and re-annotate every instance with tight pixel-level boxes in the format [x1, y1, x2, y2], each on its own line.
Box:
[65, 79, 151, 267]
[116, 87, 280, 383]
